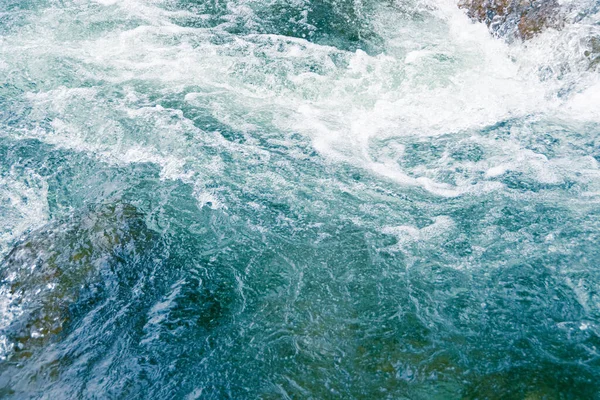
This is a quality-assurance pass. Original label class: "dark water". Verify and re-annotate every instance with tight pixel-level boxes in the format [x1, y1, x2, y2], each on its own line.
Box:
[1, 0, 600, 398]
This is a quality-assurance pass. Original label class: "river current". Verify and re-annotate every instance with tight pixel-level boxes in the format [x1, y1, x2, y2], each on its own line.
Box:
[1, 0, 600, 398]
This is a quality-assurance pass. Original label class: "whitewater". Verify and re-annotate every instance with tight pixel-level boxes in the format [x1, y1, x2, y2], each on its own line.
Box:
[0, 0, 600, 398]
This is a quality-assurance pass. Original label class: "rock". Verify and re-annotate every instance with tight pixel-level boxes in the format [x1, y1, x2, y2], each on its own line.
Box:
[584, 36, 600, 69]
[458, 0, 563, 40]
[0, 203, 156, 361]
[458, 1, 600, 73]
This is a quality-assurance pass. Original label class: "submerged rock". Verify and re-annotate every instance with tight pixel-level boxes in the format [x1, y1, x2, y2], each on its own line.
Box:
[584, 36, 600, 69]
[0, 203, 156, 361]
[458, 0, 563, 40]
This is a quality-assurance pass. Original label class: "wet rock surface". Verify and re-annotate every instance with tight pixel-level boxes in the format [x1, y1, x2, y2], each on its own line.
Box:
[584, 36, 600, 69]
[458, 1, 600, 72]
[458, 0, 563, 39]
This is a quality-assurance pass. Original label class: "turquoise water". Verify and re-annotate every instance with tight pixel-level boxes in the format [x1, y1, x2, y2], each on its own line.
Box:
[1, 0, 600, 398]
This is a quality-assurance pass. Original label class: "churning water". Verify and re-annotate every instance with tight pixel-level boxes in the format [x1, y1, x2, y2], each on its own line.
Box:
[1, 0, 600, 398]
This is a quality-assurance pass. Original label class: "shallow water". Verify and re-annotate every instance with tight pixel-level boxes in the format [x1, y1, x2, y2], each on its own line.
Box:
[1, 0, 600, 398]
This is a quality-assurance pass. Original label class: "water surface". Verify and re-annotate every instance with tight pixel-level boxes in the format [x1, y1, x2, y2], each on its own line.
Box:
[1, 0, 600, 398]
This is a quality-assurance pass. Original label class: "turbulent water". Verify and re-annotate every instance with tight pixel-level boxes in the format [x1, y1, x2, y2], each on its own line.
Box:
[1, 0, 600, 398]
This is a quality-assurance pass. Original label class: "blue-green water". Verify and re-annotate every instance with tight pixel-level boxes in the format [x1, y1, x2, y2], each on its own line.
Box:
[1, 0, 600, 398]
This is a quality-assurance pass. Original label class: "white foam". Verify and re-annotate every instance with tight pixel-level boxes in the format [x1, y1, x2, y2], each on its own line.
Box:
[0, 287, 22, 360]
[1, 0, 598, 202]
[382, 215, 456, 247]
[0, 169, 49, 257]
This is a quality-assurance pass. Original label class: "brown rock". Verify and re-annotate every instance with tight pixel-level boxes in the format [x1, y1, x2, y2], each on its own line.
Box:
[584, 36, 600, 69]
[458, 0, 563, 40]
